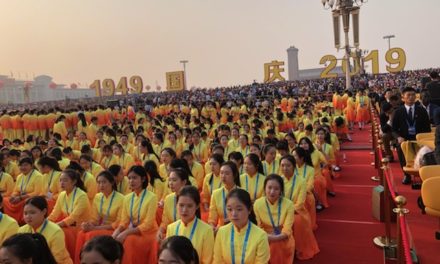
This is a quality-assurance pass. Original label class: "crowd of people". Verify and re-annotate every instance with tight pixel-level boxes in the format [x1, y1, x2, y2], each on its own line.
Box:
[0, 68, 439, 264]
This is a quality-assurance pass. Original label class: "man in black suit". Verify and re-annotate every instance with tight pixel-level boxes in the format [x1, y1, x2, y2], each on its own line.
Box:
[419, 90, 439, 124]
[427, 71, 440, 105]
[392, 87, 431, 184]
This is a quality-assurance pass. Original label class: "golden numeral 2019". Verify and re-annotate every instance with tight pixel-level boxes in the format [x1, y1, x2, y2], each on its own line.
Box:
[320, 48, 407, 78]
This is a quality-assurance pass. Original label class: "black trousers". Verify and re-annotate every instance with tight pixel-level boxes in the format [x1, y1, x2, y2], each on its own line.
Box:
[396, 142, 410, 178]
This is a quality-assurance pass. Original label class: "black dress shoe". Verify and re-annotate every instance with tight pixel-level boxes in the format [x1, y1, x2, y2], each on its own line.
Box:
[316, 204, 324, 212]
[402, 175, 412, 185]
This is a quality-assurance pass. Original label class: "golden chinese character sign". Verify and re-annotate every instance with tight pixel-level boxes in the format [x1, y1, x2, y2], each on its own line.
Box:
[264, 60, 286, 83]
[166, 71, 185, 91]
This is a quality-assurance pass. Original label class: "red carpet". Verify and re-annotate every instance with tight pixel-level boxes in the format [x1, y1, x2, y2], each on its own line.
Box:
[296, 127, 440, 264]
[297, 128, 384, 263]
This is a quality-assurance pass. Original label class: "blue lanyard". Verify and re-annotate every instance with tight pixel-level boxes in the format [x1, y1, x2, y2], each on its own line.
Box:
[222, 188, 227, 221]
[173, 195, 177, 221]
[263, 161, 276, 176]
[48, 171, 55, 190]
[0, 212, 3, 222]
[130, 189, 147, 226]
[99, 191, 116, 224]
[231, 221, 252, 264]
[210, 174, 222, 193]
[297, 166, 307, 180]
[175, 218, 198, 241]
[265, 198, 282, 230]
[105, 155, 113, 168]
[20, 170, 35, 194]
[245, 173, 260, 200]
[36, 219, 48, 234]
[289, 172, 298, 200]
[64, 188, 78, 215]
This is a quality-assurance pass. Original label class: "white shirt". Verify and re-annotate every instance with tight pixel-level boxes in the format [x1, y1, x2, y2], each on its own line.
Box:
[404, 104, 415, 120]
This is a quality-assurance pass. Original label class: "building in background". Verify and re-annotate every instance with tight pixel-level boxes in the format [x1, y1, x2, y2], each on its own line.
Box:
[0, 75, 95, 105]
[287, 45, 344, 81]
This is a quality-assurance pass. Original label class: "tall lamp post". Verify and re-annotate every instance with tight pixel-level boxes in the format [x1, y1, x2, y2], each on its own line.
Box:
[180, 60, 189, 90]
[383, 35, 395, 67]
[321, 0, 367, 90]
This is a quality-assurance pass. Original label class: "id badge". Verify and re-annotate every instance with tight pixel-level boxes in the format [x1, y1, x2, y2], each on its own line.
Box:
[273, 227, 281, 235]
[408, 126, 416, 136]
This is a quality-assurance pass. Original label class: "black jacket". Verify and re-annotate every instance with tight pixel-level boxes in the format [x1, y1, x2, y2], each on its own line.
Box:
[392, 104, 431, 140]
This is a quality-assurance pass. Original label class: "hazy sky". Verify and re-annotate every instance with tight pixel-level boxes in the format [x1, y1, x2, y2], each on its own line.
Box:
[1, 0, 439, 89]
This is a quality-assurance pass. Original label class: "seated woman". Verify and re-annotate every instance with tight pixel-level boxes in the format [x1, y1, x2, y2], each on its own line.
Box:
[202, 154, 224, 215]
[166, 186, 214, 264]
[48, 169, 91, 260]
[112, 165, 158, 263]
[113, 144, 135, 176]
[209, 161, 241, 229]
[66, 161, 97, 203]
[3, 157, 44, 222]
[75, 170, 124, 264]
[0, 233, 57, 264]
[109, 164, 130, 195]
[79, 154, 104, 178]
[0, 194, 19, 245]
[18, 196, 73, 264]
[80, 236, 124, 264]
[280, 155, 320, 260]
[213, 188, 270, 264]
[0, 153, 15, 197]
[158, 236, 199, 264]
[240, 153, 266, 203]
[157, 168, 191, 241]
[37, 156, 63, 212]
[254, 174, 295, 264]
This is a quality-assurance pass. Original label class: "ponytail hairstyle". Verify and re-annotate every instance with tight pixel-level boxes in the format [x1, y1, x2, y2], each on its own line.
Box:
[158, 236, 199, 264]
[226, 188, 257, 225]
[144, 160, 164, 188]
[80, 236, 124, 263]
[1, 233, 57, 264]
[108, 164, 123, 179]
[62, 169, 87, 192]
[141, 140, 160, 161]
[169, 168, 191, 186]
[245, 153, 264, 175]
[170, 158, 194, 178]
[177, 186, 201, 219]
[97, 170, 118, 191]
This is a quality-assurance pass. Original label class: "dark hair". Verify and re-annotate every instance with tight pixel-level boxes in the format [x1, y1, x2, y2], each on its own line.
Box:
[97, 170, 117, 191]
[293, 147, 313, 167]
[108, 164, 122, 178]
[244, 153, 264, 175]
[49, 148, 63, 161]
[177, 186, 201, 219]
[140, 140, 160, 161]
[62, 169, 87, 192]
[170, 158, 194, 178]
[299, 137, 315, 153]
[401, 87, 416, 94]
[221, 161, 241, 187]
[228, 151, 244, 164]
[127, 165, 148, 189]
[144, 160, 165, 188]
[226, 188, 257, 224]
[280, 154, 296, 169]
[159, 236, 199, 264]
[263, 174, 285, 195]
[37, 156, 61, 171]
[169, 168, 191, 186]
[66, 161, 85, 174]
[161, 147, 177, 160]
[25, 196, 49, 217]
[1, 233, 57, 264]
[79, 154, 93, 164]
[80, 236, 124, 262]
[208, 153, 225, 184]
[180, 150, 193, 158]
[18, 157, 34, 166]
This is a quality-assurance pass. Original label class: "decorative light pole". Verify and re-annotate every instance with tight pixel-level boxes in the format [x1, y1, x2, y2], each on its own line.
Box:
[321, 0, 367, 90]
[180, 60, 189, 90]
[383, 35, 395, 67]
